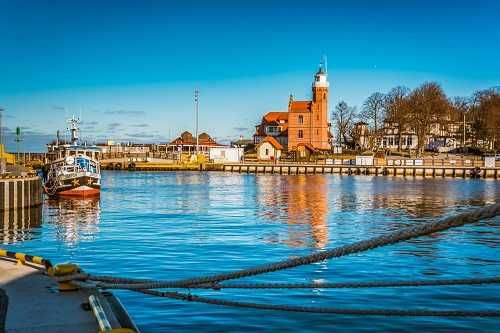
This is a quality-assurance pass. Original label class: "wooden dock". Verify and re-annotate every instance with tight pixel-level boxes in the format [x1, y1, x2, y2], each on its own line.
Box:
[221, 163, 500, 179]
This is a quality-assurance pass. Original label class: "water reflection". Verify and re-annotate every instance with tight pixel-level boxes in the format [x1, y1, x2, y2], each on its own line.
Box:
[0, 205, 42, 244]
[45, 197, 101, 246]
[257, 175, 329, 248]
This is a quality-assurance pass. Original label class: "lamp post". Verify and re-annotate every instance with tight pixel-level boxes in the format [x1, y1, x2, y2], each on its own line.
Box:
[15, 127, 23, 165]
[194, 89, 199, 155]
[0, 107, 4, 161]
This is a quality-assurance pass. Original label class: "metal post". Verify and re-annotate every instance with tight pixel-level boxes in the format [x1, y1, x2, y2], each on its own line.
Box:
[0, 107, 3, 161]
[15, 127, 22, 165]
[195, 89, 199, 155]
[463, 112, 466, 148]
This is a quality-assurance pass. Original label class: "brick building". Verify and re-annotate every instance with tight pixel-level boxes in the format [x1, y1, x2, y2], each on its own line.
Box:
[254, 64, 332, 153]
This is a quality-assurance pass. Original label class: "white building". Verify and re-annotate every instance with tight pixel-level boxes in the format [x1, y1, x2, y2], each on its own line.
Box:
[209, 147, 244, 163]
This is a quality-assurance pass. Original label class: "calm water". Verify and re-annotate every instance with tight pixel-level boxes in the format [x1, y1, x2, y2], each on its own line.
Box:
[1, 172, 500, 332]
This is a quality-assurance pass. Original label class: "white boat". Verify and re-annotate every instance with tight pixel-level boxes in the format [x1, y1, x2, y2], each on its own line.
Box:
[43, 116, 101, 198]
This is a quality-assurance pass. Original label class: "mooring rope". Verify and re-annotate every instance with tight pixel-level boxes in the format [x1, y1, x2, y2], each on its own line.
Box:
[91, 203, 500, 290]
[56, 275, 500, 290]
[6, 203, 500, 318]
[137, 289, 500, 317]
[184, 277, 500, 290]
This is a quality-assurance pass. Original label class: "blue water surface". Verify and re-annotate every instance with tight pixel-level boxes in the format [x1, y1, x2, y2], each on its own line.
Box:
[1, 172, 499, 332]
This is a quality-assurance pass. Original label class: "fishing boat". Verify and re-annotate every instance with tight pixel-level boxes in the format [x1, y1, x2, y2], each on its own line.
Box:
[43, 116, 101, 198]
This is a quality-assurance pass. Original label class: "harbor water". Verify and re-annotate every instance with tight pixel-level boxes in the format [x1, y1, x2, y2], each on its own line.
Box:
[1, 172, 499, 332]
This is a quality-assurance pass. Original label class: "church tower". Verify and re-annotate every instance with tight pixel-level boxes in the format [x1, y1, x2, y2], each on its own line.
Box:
[311, 61, 330, 150]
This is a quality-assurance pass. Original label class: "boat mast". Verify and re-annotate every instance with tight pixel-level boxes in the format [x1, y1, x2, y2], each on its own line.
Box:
[67, 115, 80, 145]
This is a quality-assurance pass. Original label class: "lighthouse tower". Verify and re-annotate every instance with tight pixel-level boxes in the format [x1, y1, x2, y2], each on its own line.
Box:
[311, 62, 330, 150]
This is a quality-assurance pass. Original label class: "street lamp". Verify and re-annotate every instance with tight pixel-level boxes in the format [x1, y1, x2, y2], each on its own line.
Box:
[0, 107, 4, 161]
[194, 89, 199, 155]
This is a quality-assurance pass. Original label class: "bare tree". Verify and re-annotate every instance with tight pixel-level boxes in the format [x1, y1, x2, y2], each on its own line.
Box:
[407, 82, 449, 155]
[384, 86, 410, 152]
[332, 101, 356, 147]
[470, 89, 500, 150]
[361, 92, 385, 149]
[449, 96, 470, 148]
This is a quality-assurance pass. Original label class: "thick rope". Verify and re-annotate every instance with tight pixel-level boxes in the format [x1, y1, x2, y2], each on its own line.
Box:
[189, 277, 500, 290]
[137, 289, 500, 317]
[60, 275, 500, 290]
[93, 203, 500, 290]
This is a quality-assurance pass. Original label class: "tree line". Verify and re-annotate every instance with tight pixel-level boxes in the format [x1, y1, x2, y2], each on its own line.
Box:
[331, 83, 500, 155]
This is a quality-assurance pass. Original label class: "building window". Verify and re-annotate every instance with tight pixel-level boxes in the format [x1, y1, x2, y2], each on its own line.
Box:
[298, 115, 303, 124]
[316, 129, 319, 135]
[265, 148, 269, 156]
[298, 130, 303, 139]
[407, 136, 412, 146]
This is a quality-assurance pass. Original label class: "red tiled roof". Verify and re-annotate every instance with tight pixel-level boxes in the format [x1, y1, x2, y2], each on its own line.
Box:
[169, 131, 222, 146]
[289, 101, 311, 112]
[261, 136, 283, 150]
[296, 142, 316, 152]
[254, 112, 288, 137]
[263, 112, 288, 123]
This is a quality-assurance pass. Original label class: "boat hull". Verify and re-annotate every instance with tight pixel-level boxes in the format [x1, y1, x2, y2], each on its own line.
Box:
[46, 175, 101, 198]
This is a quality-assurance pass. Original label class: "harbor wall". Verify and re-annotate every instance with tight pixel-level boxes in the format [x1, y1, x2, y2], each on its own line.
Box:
[221, 163, 500, 179]
[0, 176, 42, 211]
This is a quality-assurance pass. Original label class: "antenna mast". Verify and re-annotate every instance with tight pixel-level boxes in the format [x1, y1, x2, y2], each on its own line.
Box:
[67, 115, 80, 145]
[0, 107, 3, 162]
[194, 89, 199, 154]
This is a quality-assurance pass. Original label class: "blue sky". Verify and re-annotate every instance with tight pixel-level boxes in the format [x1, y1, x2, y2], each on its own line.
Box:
[1, 0, 499, 151]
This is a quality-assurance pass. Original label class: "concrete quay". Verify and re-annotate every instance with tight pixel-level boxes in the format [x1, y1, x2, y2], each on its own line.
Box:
[0, 258, 139, 333]
[0, 258, 97, 332]
[222, 163, 500, 179]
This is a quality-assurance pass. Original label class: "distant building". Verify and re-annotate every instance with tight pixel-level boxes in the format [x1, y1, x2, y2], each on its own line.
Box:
[256, 136, 283, 161]
[231, 137, 255, 152]
[254, 112, 288, 148]
[288, 66, 331, 151]
[97, 142, 151, 154]
[209, 147, 244, 163]
[254, 63, 332, 152]
[353, 122, 369, 150]
[166, 131, 224, 154]
[380, 121, 418, 150]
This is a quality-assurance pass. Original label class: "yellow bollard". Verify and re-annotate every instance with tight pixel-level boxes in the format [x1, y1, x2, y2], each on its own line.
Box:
[48, 263, 82, 291]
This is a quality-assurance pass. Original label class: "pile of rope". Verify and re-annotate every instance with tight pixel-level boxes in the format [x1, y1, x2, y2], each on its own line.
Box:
[55, 203, 500, 317]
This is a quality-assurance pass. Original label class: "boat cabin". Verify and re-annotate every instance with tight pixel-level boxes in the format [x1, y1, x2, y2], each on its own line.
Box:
[46, 144, 101, 163]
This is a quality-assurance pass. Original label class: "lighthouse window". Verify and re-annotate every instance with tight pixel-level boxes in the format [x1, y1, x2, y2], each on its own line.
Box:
[298, 115, 303, 124]
[298, 130, 303, 139]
